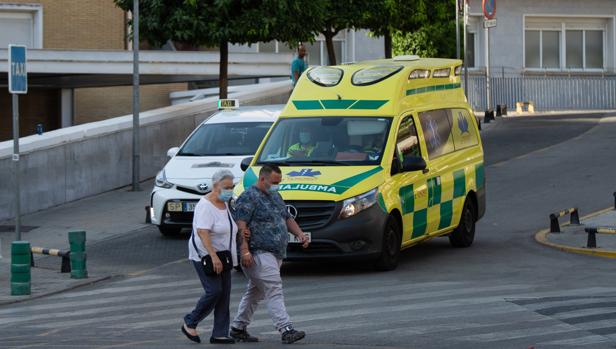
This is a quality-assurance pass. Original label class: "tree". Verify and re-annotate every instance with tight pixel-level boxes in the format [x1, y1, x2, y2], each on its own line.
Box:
[318, 0, 379, 65]
[391, 0, 456, 58]
[363, 0, 455, 59]
[114, 0, 324, 98]
[363, 0, 422, 59]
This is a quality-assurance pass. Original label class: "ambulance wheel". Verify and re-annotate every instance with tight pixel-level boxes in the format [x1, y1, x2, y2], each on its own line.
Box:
[449, 198, 476, 248]
[158, 224, 181, 237]
[375, 215, 402, 271]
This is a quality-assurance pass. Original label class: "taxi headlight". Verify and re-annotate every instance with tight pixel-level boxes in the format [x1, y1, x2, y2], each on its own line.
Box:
[155, 170, 174, 189]
[340, 189, 378, 219]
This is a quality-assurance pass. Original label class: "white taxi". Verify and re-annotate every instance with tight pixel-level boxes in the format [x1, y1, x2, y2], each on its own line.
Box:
[150, 100, 282, 235]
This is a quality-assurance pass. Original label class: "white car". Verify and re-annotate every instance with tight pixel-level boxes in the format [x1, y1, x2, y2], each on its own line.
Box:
[150, 103, 283, 236]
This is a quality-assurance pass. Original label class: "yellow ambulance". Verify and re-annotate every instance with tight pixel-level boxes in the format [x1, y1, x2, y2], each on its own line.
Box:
[238, 56, 485, 270]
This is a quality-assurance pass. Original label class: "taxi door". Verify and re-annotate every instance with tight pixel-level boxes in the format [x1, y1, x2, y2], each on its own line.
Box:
[390, 113, 430, 243]
[416, 108, 460, 235]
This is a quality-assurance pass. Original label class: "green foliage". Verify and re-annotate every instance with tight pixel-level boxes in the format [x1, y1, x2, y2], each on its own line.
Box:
[364, 0, 425, 36]
[318, 0, 381, 65]
[113, 0, 325, 96]
[114, 0, 323, 47]
[390, 0, 457, 58]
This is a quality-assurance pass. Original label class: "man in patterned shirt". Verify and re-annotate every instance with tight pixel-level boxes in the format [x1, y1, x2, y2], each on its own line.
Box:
[230, 165, 309, 344]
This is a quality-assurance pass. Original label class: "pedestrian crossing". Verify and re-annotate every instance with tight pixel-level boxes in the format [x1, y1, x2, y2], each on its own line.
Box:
[1, 267, 616, 348]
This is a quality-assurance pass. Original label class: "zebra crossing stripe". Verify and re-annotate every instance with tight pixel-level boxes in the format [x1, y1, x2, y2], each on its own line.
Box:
[458, 323, 579, 342]
[18, 284, 529, 330]
[557, 306, 616, 320]
[29, 287, 542, 331]
[539, 335, 612, 346]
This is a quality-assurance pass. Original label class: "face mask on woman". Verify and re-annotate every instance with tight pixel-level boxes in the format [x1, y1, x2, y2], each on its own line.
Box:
[218, 189, 234, 201]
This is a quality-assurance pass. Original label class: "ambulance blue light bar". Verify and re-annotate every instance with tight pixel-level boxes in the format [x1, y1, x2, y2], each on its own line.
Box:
[307, 67, 344, 87]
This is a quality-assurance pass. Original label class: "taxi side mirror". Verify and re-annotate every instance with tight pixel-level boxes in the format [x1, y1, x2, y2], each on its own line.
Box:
[401, 156, 427, 173]
[167, 147, 179, 158]
[240, 156, 253, 172]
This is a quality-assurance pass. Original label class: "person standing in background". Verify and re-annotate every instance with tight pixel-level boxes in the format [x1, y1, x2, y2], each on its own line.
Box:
[290, 44, 307, 87]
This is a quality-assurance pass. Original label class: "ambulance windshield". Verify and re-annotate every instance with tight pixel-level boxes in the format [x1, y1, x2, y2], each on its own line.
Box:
[257, 117, 392, 166]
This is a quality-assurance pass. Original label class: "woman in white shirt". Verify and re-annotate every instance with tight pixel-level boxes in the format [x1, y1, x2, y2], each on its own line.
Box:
[181, 169, 238, 344]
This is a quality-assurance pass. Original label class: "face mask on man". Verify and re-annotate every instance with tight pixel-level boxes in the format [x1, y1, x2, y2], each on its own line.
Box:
[299, 132, 311, 145]
[268, 184, 280, 194]
[218, 189, 234, 201]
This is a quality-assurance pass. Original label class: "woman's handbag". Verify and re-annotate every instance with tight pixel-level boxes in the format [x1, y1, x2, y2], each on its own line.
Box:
[191, 208, 234, 275]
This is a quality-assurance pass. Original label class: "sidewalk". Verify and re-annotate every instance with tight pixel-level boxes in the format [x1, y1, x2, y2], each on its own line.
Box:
[0, 180, 154, 305]
[536, 208, 616, 258]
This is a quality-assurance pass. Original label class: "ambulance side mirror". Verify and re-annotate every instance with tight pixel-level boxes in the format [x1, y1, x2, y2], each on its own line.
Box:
[401, 156, 427, 173]
[240, 157, 253, 172]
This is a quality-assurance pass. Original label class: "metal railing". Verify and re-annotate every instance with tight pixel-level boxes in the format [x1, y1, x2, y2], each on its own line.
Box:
[464, 75, 616, 112]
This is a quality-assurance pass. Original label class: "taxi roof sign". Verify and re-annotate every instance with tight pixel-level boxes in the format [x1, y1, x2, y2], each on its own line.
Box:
[218, 99, 239, 110]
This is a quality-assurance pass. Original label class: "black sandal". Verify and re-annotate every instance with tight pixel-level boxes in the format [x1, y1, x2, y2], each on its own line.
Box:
[181, 324, 201, 343]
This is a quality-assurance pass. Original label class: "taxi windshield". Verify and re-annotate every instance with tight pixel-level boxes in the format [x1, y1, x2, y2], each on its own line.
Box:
[256, 117, 392, 166]
[178, 122, 272, 156]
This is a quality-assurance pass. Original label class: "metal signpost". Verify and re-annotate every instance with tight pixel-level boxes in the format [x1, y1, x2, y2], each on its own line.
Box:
[456, 0, 461, 59]
[8, 44, 27, 241]
[132, 0, 141, 191]
[463, 0, 469, 97]
[482, 0, 496, 113]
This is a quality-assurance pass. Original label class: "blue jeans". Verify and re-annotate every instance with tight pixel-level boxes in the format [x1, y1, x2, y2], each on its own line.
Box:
[184, 260, 232, 337]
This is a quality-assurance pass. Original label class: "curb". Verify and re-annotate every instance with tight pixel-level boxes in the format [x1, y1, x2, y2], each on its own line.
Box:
[535, 207, 616, 259]
[0, 274, 114, 307]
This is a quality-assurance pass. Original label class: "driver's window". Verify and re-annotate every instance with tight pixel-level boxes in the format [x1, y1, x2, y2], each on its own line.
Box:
[393, 115, 421, 172]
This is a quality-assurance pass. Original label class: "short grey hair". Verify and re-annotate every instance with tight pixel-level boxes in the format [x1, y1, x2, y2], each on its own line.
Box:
[212, 169, 234, 185]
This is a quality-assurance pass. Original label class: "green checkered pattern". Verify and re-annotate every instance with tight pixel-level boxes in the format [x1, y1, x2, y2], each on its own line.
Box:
[396, 163, 483, 241]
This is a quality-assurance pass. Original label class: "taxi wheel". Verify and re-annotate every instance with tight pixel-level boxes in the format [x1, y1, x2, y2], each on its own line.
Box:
[158, 224, 181, 237]
[375, 216, 402, 271]
[449, 198, 476, 248]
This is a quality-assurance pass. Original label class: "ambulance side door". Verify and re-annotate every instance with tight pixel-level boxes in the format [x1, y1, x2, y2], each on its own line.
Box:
[391, 113, 430, 243]
[416, 108, 458, 235]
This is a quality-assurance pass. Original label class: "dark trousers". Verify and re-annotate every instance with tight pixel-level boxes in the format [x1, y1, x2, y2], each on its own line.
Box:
[184, 260, 232, 337]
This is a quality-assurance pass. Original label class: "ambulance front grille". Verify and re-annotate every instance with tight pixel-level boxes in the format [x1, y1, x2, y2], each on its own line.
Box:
[286, 200, 338, 231]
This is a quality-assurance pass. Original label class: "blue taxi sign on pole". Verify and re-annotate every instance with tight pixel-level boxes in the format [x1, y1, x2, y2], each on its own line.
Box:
[8, 44, 27, 241]
[8, 45, 27, 94]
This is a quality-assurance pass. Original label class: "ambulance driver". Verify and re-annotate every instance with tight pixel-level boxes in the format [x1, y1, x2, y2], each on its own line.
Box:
[287, 127, 315, 158]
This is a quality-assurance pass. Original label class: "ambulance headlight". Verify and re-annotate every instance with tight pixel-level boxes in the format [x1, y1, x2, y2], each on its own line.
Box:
[155, 170, 174, 189]
[340, 188, 378, 219]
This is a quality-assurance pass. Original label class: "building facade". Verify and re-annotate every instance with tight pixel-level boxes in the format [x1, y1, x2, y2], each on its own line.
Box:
[0, 1, 384, 141]
[463, 0, 616, 111]
[465, 0, 616, 75]
[230, 29, 384, 66]
[0, 0, 188, 141]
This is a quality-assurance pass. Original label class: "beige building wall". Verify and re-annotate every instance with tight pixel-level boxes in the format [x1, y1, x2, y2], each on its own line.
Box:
[2, 0, 126, 49]
[74, 83, 189, 124]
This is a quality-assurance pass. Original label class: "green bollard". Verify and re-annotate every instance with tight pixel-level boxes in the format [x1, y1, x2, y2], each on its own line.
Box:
[68, 231, 88, 279]
[11, 241, 31, 296]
